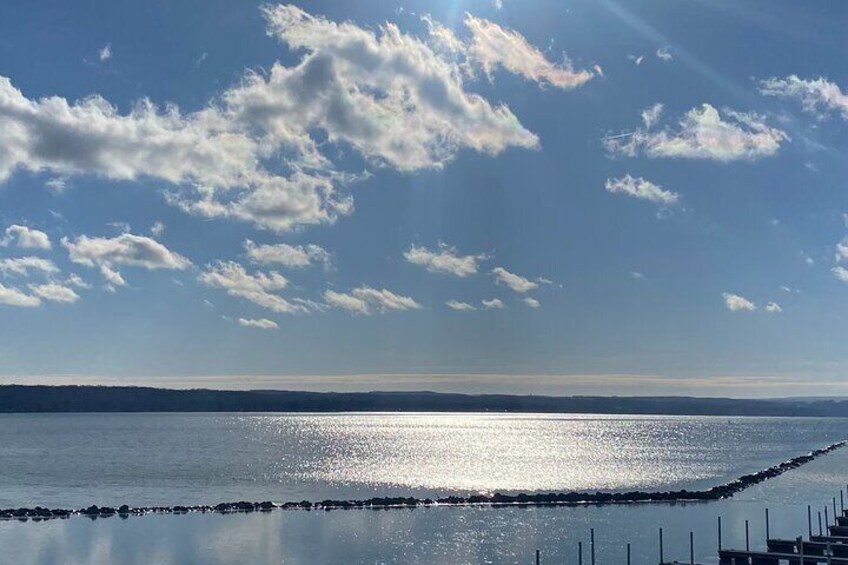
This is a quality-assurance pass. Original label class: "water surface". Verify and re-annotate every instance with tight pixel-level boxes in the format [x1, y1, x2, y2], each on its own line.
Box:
[0, 413, 844, 507]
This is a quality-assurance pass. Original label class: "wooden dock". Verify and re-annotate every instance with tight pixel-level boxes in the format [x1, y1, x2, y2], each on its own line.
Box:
[658, 491, 848, 565]
[531, 489, 848, 564]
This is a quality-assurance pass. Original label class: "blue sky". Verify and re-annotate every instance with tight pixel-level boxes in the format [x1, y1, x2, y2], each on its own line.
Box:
[1, 0, 847, 396]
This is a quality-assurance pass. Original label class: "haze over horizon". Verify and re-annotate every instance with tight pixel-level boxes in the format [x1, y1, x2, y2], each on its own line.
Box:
[1, 1, 847, 397]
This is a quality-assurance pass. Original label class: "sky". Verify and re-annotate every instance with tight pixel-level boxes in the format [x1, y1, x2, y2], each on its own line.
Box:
[0, 0, 847, 397]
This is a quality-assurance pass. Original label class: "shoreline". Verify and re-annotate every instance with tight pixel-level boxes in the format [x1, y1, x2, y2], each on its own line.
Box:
[2, 439, 845, 522]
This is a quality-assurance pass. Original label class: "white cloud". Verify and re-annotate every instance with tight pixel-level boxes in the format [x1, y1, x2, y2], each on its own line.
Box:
[759, 76, 848, 120]
[98, 44, 112, 61]
[833, 266, 848, 283]
[238, 317, 279, 330]
[404, 243, 484, 277]
[65, 274, 91, 289]
[605, 175, 679, 205]
[463, 14, 594, 90]
[446, 299, 476, 311]
[324, 289, 369, 315]
[627, 54, 644, 66]
[836, 240, 848, 262]
[0, 5, 538, 232]
[45, 177, 68, 193]
[100, 265, 125, 287]
[722, 292, 756, 311]
[641, 103, 664, 129]
[244, 239, 330, 269]
[0, 283, 40, 307]
[107, 221, 131, 233]
[199, 261, 307, 314]
[482, 297, 504, 309]
[492, 267, 537, 293]
[655, 47, 672, 62]
[29, 283, 79, 303]
[522, 296, 540, 308]
[2, 225, 51, 249]
[764, 302, 782, 314]
[0, 256, 58, 277]
[63, 233, 190, 285]
[324, 286, 421, 315]
[150, 221, 165, 237]
[605, 104, 787, 161]
[421, 15, 465, 54]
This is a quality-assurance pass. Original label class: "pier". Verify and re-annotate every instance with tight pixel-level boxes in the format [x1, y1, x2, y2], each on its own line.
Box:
[527, 487, 848, 564]
[658, 489, 848, 564]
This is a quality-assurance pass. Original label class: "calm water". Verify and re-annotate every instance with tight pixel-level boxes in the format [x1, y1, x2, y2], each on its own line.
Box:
[0, 413, 846, 508]
[0, 413, 846, 564]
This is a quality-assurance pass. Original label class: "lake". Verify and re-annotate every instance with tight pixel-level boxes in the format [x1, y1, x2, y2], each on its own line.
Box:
[0, 413, 846, 563]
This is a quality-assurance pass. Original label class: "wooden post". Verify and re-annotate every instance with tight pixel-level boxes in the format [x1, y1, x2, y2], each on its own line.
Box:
[745, 519, 750, 551]
[590, 528, 595, 565]
[765, 508, 770, 540]
[535, 549, 540, 565]
[718, 516, 722, 551]
[841, 490, 844, 514]
[578, 542, 583, 565]
[826, 505, 830, 528]
[689, 531, 694, 565]
[659, 528, 664, 564]
[627, 543, 631, 565]
[807, 504, 813, 539]
[819, 511, 823, 536]
[834, 497, 838, 522]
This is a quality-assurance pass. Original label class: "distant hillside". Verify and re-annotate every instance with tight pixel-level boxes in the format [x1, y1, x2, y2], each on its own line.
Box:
[2, 385, 848, 416]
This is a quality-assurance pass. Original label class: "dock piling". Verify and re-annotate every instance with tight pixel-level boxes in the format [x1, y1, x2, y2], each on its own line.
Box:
[810, 505, 814, 539]
[718, 516, 722, 551]
[659, 527, 664, 564]
[590, 528, 595, 565]
[535, 549, 539, 565]
[819, 511, 824, 536]
[745, 519, 750, 551]
[627, 542, 631, 565]
[766, 508, 770, 540]
[689, 531, 694, 564]
[578, 541, 583, 565]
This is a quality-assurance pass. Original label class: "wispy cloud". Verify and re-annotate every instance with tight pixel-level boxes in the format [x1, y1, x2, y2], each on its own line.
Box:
[759, 75, 848, 120]
[446, 300, 476, 311]
[492, 267, 538, 293]
[482, 298, 504, 309]
[605, 104, 787, 161]
[404, 243, 485, 277]
[1, 225, 51, 250]
[245, 240, 330, 269]
[237, 318, 279, 330]
[723, 292, 756, 311]
[199, 261, 307, 314]
[63, 233, 190, 286]
[98, 44, 112, 61]
[605, 175, 679, 205]
[325, 286, 421, 315]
